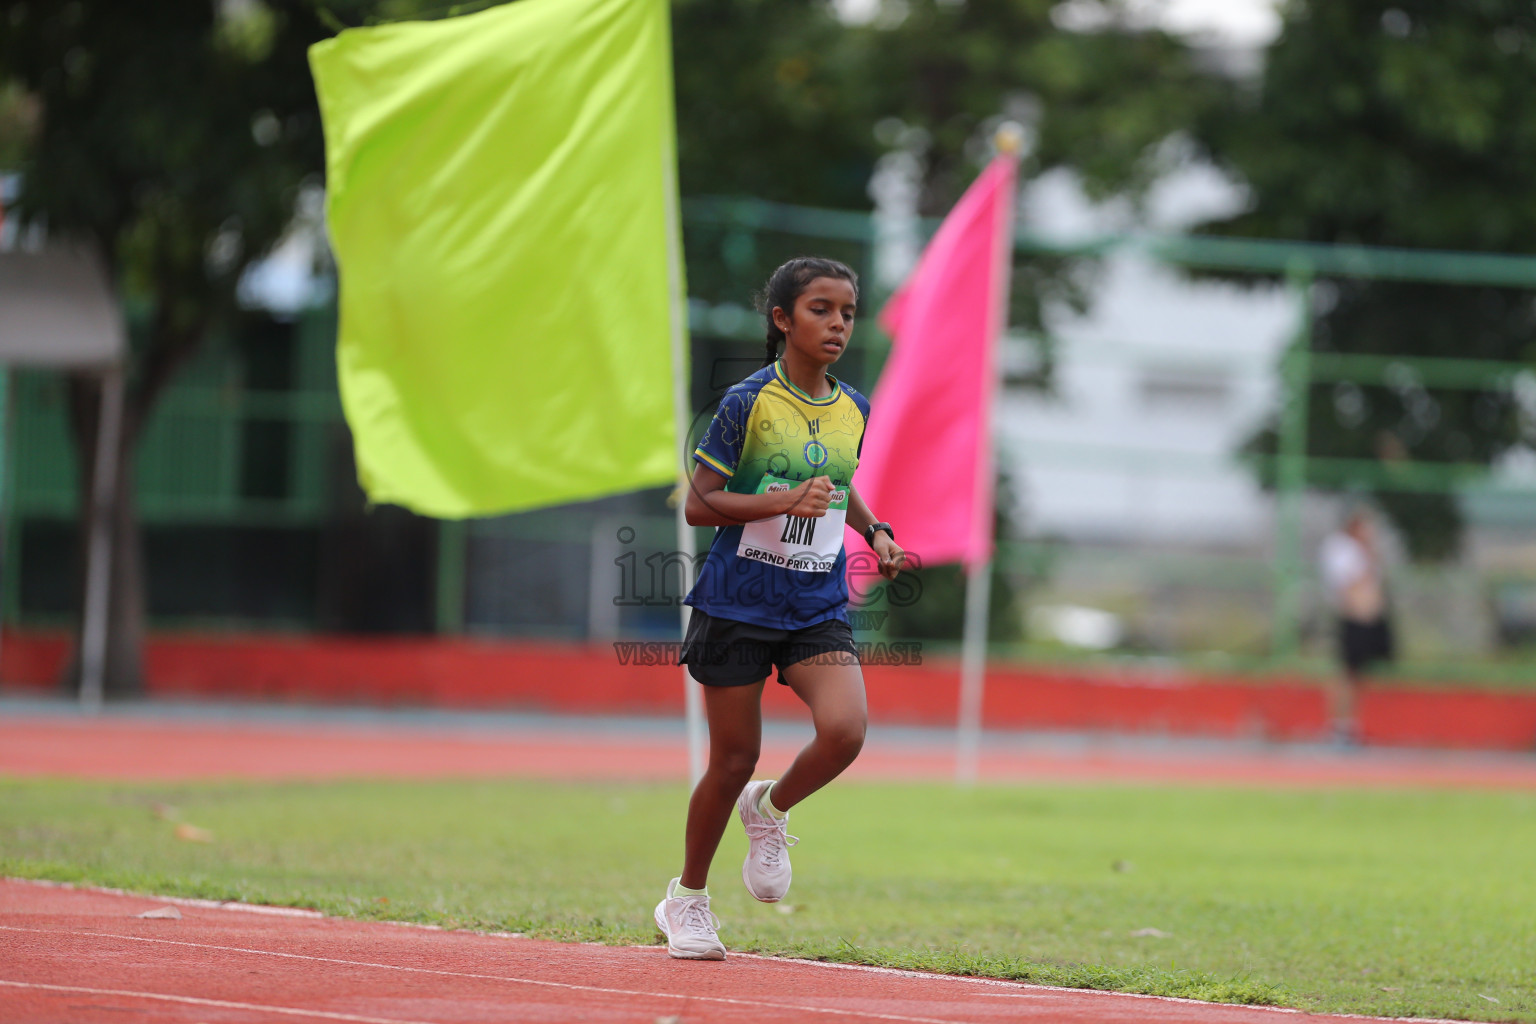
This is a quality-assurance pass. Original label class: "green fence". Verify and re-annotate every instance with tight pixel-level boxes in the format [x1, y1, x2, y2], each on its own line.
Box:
[8, 197, 1536, 678]
[682, 198, 1536, 679]
[5, 307, 346, 628]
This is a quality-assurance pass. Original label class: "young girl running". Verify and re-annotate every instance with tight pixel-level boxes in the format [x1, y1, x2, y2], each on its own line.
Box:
[655, 257, 906, 960]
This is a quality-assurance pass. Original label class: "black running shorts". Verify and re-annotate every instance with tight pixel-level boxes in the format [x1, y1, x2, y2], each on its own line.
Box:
[1340, 615, 1394, 675]
[679, 608, 858, 687]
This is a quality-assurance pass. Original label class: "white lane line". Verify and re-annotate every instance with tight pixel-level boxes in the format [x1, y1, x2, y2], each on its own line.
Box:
[5, 877, 522, 935]
[1, 881, 1483, 1024]
[6, 877, 322, 917]
[724, 953, 1478, 1024]
[0, 926, 963, 1024]
[0, 979, 441, 1024]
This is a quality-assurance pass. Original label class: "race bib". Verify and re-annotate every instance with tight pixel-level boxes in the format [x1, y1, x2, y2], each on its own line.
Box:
[738, 475, 848, 573]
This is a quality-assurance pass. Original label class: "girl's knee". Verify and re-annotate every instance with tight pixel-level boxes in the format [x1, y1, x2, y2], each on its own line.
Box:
[819, 717, 866, 761]
[710, 747, 760, 786]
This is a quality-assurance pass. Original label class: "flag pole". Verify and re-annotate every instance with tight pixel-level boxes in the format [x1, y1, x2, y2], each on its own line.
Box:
[955, 554, 993, 783]
[659, 62, 705, 787]
[956, 126, 1022, 785]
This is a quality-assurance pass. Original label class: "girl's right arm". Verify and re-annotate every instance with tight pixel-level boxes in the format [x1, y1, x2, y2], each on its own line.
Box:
[684, 466, 832, 527]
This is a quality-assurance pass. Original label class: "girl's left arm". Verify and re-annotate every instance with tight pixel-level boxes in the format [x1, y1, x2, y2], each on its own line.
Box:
[845, 486, 877, 536]
[847, 486, 906, 580]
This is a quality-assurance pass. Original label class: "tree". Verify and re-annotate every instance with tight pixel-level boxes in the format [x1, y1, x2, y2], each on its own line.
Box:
[674, 0, 1221, 383]
[880, 466, 1025, 645]
[856, 0, 1214, 213]
[671, 0, 882, 208]
[0, 79, 34, 168]
[851, 0, 1222, 386]
[0, 0, 334, 692]
[1193, 0, 1536, 560]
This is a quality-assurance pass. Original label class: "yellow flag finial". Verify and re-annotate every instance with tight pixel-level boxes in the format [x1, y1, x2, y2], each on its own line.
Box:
[994, 121, 1026, 157]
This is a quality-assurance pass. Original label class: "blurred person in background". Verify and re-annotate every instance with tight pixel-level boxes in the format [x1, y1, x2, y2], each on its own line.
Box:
[1319, 505, 1395, 747]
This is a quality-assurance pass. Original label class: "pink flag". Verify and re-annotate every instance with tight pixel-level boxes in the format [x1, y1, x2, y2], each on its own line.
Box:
[851, 154, 1016, 587]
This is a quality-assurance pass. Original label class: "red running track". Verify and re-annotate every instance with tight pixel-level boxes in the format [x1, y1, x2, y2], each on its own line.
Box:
[0, 879, 1477, 1024]
[1, 711, 1522, 1023]
[4, 714, 1536, 789]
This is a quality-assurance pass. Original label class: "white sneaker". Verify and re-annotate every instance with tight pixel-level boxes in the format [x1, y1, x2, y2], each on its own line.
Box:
[653, 878, 725, 960]
[737, 779, 799, 903]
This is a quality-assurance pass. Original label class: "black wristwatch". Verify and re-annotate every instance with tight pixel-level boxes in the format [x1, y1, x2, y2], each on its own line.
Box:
[864, 522, 895, 547]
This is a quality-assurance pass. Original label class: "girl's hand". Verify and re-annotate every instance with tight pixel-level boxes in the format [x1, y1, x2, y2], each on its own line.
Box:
[786, 475, 834, 518]
[872, 532, 906, 580]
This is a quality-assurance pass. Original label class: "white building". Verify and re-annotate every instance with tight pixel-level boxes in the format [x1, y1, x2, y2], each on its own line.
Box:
[1000, 161, 1295, 550]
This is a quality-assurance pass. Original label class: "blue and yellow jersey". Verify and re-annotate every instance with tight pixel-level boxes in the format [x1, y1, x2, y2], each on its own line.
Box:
[684, 360, 871, 630]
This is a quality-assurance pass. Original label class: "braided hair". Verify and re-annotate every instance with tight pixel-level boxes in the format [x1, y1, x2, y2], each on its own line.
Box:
[756, 257, 859, 367]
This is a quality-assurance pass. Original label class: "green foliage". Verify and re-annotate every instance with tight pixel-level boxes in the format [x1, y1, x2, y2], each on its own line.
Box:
[879, 558, 1020, 644]
[0, 0, 1220, 416]
[0, 78, 35, 167]
[0, 1, 346, 690]
[857, 0, 1218, 211]
[672, 0, 880, 207]
[0, 1, 331, 313]
[674, 0, 1217, 361]
[880, 467, 1024, 643]
[1197, 1, 1536, 559]
[3, 776, 1535, 1020]
[673, 0, 1218, 213]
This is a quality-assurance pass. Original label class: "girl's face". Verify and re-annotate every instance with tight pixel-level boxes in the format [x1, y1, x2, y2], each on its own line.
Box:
[774, 276, 857, 366]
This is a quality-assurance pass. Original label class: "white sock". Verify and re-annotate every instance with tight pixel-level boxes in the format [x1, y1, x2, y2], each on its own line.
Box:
[758, 785, 788, 820]
[672, 880, 708, 898]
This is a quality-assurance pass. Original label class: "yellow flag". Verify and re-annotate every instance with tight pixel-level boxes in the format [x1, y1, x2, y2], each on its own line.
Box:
[310, 0, 683, 517]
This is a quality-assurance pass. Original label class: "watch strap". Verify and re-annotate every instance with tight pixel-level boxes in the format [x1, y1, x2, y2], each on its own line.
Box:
[864, 522, 894, 546]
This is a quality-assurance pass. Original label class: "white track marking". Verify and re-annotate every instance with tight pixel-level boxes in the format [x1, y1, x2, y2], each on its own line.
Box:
[7, 877, 322, 917]
[0, 979, 441, 1024]
[721, 953, 1478, 1024]
[0, 927, 963, 1024]
[1, 880, 1485, 1024]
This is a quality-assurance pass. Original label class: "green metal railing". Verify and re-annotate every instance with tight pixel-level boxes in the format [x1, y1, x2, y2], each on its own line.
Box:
[685, 197, 1536, 663]
[7, 196, 1535, 664]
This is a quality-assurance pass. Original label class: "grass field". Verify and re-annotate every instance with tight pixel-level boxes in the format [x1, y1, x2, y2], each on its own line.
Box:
[2, 776, 1531, 1022]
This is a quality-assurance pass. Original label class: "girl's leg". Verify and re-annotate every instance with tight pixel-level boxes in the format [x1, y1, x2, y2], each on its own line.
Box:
[680, 679, 766, 889]
[769, 653, 866, 811]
